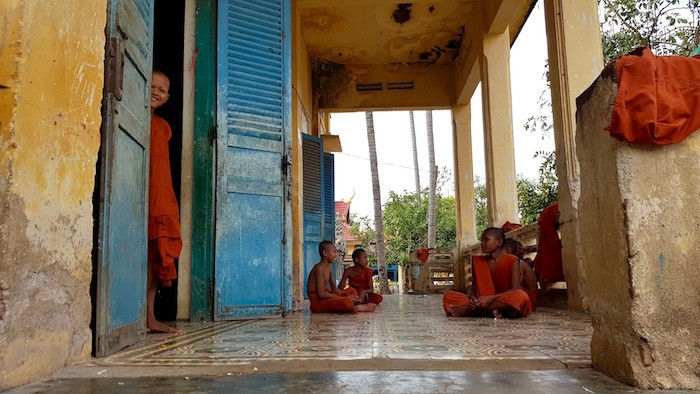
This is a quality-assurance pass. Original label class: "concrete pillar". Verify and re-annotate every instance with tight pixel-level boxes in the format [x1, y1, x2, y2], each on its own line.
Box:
[577, 70, 700, 390]
[452, 104, 477, 247]
[480, 27, 518, 227]
[544, 0, 604, 311]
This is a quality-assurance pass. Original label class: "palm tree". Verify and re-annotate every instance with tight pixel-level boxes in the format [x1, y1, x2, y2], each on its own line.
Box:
[365, 111, 390, 294]
[426, 110, 437, 249]
[409, 111, 420, 196]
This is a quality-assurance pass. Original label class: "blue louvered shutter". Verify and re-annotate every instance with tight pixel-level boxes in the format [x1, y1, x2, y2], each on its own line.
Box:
[323, 153, 335, 242]
[302, 134, 323, 297]
[214, 0, 292, 319]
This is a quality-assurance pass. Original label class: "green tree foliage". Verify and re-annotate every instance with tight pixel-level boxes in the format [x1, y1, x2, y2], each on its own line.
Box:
[517, 151, 558, 225]
[473, 151, 558, 233]
[474, 177, 488, 237]
[600, 0, 700, 63]
[348, 214, 377, 266]
[382, 189, 456, 266]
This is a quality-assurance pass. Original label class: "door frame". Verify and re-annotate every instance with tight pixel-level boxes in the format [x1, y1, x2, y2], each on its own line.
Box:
[190, 0, 216, 321]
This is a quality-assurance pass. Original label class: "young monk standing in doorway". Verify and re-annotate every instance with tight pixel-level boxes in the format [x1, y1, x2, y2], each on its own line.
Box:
[148, 70, 182, 333]
[443, 228, 532, 318]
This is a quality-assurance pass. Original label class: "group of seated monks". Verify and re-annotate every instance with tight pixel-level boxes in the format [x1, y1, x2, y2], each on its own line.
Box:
[307, 241, 382, 313]
[307, 227, 538, 319]
[443, 227, 537, 318]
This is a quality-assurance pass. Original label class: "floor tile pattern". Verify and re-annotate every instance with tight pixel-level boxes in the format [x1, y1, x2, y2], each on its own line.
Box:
[102, 295, 592, 367]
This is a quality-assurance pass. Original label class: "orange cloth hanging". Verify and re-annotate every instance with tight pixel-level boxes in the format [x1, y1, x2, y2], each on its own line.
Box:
[501, 221, 523, 233]
[148, 115, 182, 286]
[442, 255, 532, 317]
[605, 47, 700, 145]
[534, 203, 563, 282]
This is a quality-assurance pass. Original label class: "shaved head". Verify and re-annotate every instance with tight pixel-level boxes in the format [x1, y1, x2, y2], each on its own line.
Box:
[482, 227, 505, 243]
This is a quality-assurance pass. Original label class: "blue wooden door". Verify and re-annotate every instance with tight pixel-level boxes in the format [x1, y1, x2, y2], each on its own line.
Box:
[302, 135, 324, 296]
[323, 153, 339, 279]
[323, 153, 335, 242]
[95, 0, 154, 356]
[214, 0, 292, 319]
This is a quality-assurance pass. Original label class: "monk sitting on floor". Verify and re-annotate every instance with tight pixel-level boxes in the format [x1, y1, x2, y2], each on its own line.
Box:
[307, 241, 377, 313]
[338, 248, 383, 305]
[503, 238, 538, 311]
[443, 228, 532, 318]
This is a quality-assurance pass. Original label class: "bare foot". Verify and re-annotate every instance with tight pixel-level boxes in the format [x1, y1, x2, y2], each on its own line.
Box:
[449, 305, 469, 317]
[147, 317, 182, 334]
[354, 303, 377, 312]
[492, 309, 503, 319]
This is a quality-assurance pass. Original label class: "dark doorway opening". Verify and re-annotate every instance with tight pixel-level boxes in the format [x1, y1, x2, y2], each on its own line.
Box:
[153, 0, 186, 322]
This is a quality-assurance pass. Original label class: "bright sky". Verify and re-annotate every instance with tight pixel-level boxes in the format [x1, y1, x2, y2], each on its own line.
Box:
[330, 1, 555, 219]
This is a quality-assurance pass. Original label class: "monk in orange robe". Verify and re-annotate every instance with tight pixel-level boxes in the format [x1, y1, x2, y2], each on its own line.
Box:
[443, 228, 532, 318]
[503, 238, 538, 311]
[534, 202, 564, 284]
[147, 71, 182, 333]
[308, 241, 377, 313]
[339, 248, 383, 305]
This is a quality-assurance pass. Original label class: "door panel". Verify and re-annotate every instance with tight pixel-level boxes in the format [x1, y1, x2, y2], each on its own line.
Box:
[95, 0, 154, 356]
[215, 0, 292, 320]
[302, 135, 323, 296]
[323, 153, 335, 242]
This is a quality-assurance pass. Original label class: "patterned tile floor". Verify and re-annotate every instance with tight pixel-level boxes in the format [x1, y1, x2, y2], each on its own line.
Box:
[101, 294, 592, 368]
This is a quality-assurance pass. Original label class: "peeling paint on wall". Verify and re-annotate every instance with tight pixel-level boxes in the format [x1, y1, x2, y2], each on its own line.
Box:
[0, 0, 108, 390]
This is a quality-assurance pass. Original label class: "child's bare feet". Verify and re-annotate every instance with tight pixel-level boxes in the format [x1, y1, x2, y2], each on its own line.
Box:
[354, 303, 377, 312]
[147, 317, 182, 333]
[449, 305, 469, 317]
[492, 309, 503, 319]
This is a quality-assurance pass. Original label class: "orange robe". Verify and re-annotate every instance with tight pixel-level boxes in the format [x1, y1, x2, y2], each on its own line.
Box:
[605, 47, 700, 145]
[308, 287, 357, 313]
[534, 203, 564, 282]
[348, 267, 383, 305]
[148, 115, 182, 286]
[443, 254, 532, 317]
[526, 289, 538, 312]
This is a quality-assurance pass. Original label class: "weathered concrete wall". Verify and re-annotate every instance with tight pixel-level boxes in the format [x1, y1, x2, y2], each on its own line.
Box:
[0, 0, 107, 389]
[577, 68, 700, 389]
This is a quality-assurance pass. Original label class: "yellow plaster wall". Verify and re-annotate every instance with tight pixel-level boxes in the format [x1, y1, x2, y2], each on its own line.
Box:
[0, 0, 107, 389]
[291, 0, 314, 308]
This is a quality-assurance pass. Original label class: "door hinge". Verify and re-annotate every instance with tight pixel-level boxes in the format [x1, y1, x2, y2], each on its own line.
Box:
[107, 37, 124, 101]
[281, 154, 291, 177]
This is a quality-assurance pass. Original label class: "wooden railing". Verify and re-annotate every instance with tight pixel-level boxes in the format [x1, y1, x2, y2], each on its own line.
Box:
[408, 248, 457, 293]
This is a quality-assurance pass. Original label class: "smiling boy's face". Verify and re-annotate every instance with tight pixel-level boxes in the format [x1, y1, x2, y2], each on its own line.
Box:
[150, 72, 170, 111]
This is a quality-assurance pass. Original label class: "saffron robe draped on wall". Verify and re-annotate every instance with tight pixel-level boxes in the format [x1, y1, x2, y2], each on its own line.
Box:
[348, 267, 383, 304]
[605, 47, 700, 145]
[534, 202, 563, 282]
[442, 254, 532, 317]
[148, 115, 182, 286]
